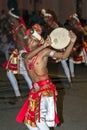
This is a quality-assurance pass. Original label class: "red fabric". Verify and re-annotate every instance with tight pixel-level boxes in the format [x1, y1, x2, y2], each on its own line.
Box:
[73, 56, 83, 62]
[19, 17, 26, 27]
[16, 78, 60, 125]
[55, 112, 59, 124]
[77, 22, 82, 27]
[2, 50, 18, 70]
[26, 29, 31, 36]
[7, 64, 18, 71]
[2, 60, 8, 68]
[32, 24, 42, 34]
[48, 16, 54, 26]
[24, 46, 30, 52]
[2, 47, 30, 70]
[16, 98, 29, 123]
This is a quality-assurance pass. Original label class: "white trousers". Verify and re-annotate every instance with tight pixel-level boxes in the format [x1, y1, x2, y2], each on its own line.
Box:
[26, 96, 56, 130]
[26, 120, 50, 130]
[69, 58, 75, 77]
[61, 59, 71, 82]
[7, 71, 32, 97]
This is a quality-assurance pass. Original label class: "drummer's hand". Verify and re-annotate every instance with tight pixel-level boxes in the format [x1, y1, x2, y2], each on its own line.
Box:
[44, 35, 52, 48]
[69, 30, 77, 43]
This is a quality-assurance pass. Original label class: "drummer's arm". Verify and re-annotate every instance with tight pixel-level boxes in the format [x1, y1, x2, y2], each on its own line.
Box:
[61, 40, 76, 59]
[23, 36, 51, 59]
[62, 30, 77, 59]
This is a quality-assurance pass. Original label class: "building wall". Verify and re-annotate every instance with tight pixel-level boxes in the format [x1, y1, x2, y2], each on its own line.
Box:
[82, 0, 87, 19]
[58, 0, 76, 24]
[0, 0, 87, 24]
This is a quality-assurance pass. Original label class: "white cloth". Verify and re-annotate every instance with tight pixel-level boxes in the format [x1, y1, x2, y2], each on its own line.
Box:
[26, 96, 56, 130]
[61, 59, 71, 82]
[7, 71, 21, 97]
[26, 120, 50, 130]
[40, 96, 56, 127]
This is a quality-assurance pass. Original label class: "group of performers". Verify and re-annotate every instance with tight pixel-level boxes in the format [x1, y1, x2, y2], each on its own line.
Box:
[1, 8, 77, 130]
[41, 9, 87, 84]
[1, 6, 87, 130]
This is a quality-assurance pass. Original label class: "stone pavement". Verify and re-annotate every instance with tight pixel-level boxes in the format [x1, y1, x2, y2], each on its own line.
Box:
[0, 53, 87, 130]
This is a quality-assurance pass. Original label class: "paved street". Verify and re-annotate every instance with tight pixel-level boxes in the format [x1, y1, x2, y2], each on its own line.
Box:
[0, 52, 87, 130]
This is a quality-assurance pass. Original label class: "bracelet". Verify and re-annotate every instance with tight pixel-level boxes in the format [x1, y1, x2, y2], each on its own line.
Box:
[49, 50, 56, 59]
[21, 52, 27, 59]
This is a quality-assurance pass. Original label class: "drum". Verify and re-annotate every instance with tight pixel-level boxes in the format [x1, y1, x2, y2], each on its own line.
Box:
[50, 27, 70, 49]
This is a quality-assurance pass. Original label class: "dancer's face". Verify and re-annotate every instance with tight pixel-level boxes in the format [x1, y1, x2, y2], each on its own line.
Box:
[28, 36, 40, 50]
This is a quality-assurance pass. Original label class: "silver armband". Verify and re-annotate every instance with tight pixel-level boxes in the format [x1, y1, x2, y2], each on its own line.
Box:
[24, 35, 28, 39]
[19, 50, 26, 56]
[19, 50, 26, 59]
[49, 50, 56, 59]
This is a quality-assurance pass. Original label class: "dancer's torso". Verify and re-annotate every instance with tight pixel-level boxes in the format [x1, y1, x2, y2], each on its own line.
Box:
[25, 54, 48, 82]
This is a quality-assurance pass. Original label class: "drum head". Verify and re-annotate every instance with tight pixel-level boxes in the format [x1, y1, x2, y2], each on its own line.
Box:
[50, 28, 70, 49]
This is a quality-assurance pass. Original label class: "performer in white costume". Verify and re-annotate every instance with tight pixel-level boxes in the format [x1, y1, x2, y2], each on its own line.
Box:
[64, 13, 87, 76]
[2, 8, 32, 102]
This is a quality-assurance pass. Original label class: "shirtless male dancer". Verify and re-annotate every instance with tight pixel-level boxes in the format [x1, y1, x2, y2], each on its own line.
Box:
[16, 28, 76, 130]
